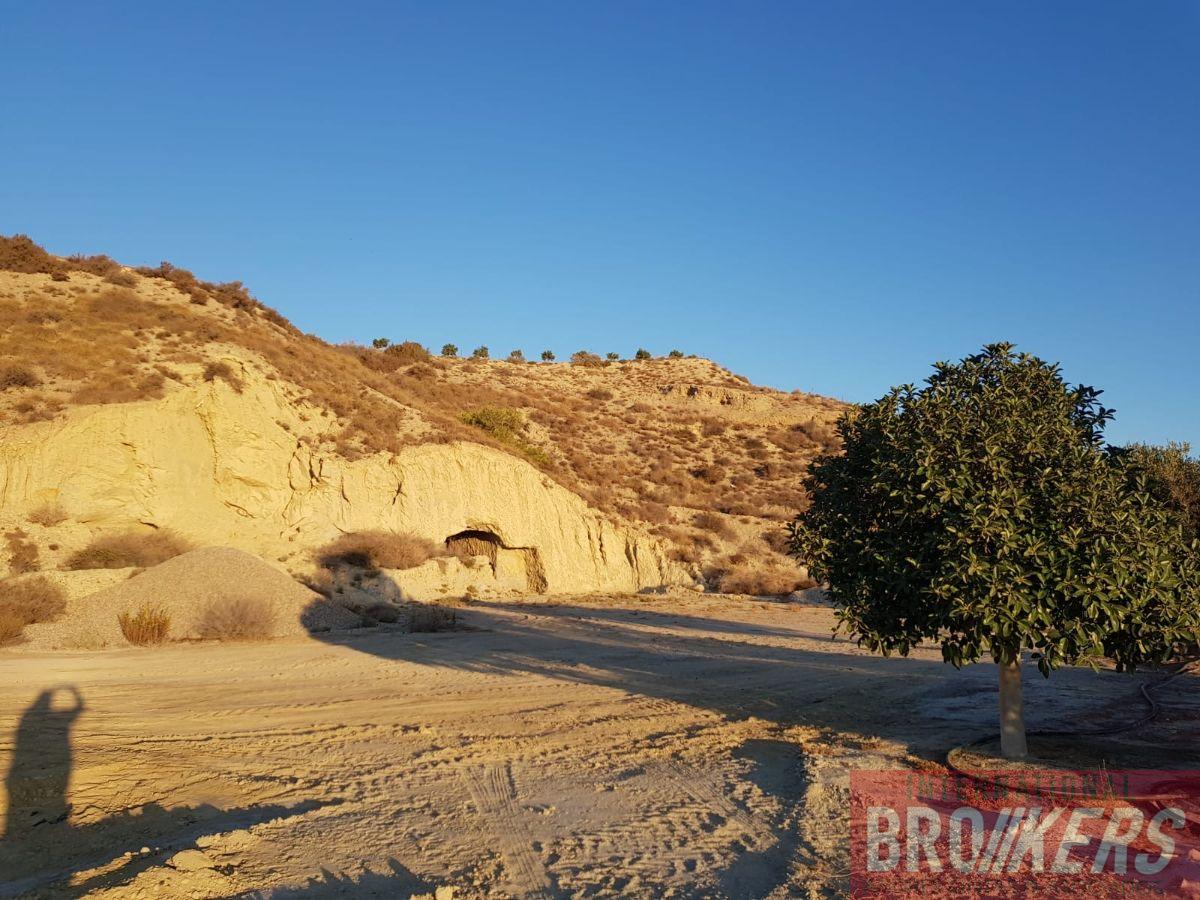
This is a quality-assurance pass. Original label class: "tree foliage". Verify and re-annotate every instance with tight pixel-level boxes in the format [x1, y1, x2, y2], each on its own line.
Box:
[789, 343, 1199, 676]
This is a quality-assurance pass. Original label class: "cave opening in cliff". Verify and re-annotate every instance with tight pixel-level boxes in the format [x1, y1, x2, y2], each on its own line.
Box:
[444, 529, 502, 567]
[444, 529, 548, 594]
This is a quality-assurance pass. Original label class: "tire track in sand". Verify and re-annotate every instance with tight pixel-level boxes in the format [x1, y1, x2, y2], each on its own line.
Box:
[461, 762, 555, 898]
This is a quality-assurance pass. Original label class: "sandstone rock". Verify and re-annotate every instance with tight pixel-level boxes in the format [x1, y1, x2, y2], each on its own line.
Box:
[0, 373, 688, 594]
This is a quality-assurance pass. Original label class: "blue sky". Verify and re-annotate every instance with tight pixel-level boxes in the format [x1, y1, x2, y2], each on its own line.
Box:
[3, 2, 1197, 447]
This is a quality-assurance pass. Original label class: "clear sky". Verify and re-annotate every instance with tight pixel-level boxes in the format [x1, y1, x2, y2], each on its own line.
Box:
[3, 2, 1197, 447]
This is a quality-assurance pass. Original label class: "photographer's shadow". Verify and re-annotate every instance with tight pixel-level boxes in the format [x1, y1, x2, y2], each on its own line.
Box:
[1, 686, 328, 898]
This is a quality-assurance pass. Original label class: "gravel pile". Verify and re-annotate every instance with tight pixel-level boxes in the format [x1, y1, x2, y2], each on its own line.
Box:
[23, 547, 360, 649]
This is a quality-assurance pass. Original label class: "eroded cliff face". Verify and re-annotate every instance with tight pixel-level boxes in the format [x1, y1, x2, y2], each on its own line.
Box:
[0, 367, 689, 593]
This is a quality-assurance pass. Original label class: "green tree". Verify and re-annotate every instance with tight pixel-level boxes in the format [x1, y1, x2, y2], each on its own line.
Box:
[441, 343, 458, 358]
[508, 349, 526, 363]
[372, 337, 390, 349]
[606, 352, 620, 361]
[634, 348, 651, 360]
[471, 345, 489, 359]
[1120, 443, 1200, 543]
[668, 349, 684, 358]
[541, 350, 555, 361]
[790, 343, 1198, 759]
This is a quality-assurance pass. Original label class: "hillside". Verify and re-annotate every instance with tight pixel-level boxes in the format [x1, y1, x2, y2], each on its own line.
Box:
[0, 235, 846, 595]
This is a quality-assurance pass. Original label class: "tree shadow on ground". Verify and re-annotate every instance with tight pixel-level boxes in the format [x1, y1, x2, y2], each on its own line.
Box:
[0, 686, 334, 898]
[309, 598, 1200, 763]
[252, 857, 435, 898]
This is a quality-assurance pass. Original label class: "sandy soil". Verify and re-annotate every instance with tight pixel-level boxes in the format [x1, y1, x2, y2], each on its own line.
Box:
[1, 594, 1196, 899]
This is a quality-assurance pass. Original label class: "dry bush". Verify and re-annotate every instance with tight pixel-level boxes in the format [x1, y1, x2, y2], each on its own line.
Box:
[27, 502, 68, 527]
[570, 351, 605, 367]
[0, 365, 41, 390]
[64, 530, 192, 570]
[316, 531, 440, 571]
[0, 234, 63, 275]
[5, 530, 39, 574]
[196, 596, 275, 641]
[2, 576, 66, 623]
[202, 360, 244, 391]
[716, 567, 816, 596]
[586, 388, 614, 402]
[118, 604, 171, 645]
[692, 511, 735, 540]
[0, 611, 24, 645]
[408, 603, 459, 633]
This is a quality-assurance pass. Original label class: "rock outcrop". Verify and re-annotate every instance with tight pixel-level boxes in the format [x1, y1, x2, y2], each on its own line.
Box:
[0, 369, 688, 593]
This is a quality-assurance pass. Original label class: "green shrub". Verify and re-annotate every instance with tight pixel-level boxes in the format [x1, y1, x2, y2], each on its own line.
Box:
[540, 350, 555, 361]
[507, 349, 525, 362]
[459, 407, 549, 466]
[606, 352, 619, 361]
[471, 346, 489, 359]
[668, 349, 684, 358]
[372, 337, 390, 349]
[441, 343, 458, 357]
[635, 348, 652, 360]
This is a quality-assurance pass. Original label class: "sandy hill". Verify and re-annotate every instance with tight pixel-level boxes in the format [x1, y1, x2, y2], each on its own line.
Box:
[0, 235, 846, 596]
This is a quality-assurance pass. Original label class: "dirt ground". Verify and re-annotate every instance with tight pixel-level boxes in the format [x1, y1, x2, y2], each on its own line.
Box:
[1, 595, 1196, 899]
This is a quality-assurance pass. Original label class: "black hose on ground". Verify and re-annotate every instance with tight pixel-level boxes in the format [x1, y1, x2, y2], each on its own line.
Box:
[945, 661, 1195, 775]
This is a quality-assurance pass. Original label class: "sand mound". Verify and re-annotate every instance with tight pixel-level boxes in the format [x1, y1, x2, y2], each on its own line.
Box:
[23, 547, 359, 649]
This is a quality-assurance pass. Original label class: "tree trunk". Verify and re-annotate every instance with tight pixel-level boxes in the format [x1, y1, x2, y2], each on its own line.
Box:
[998, 656, 1028, 760]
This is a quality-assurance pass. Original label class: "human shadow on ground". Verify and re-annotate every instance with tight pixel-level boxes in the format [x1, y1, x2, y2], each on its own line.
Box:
[0, 686, 334, 898]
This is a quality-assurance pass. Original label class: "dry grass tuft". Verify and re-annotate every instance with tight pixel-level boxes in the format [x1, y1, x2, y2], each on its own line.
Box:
[27, 502, 69, 527]
[0, 576, 67, 644]
[0, 364, 41, 390]
[5, 530, 40, 574]
[408, 603, 460, 633]
[65, 530, 193, 570]
[202, 360, 244, 392]
[716, 567, 816, 597]
[118, 603, 171, 645]
[196, 596, 275, 641]
[316, 531, 441, 571]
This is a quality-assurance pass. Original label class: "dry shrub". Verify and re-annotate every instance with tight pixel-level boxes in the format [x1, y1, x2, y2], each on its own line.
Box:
[196, 596, 275, 641]
[2, 576, 66, 623]
[118, 603, 171, 645]
[0, 364, 41, 390]
[316, 531, 440, 571]
[64, 530, 192, 570]
[693, 510, 735, 540]
[202, 360, 244, 391]
[717, 567, 816, 596]
[5, 530, 40, 574]
[570, 351, 605, 368]
[0, 611, 24, 645]
[408, 603, 459, 633]
[27, 502, 68, 527]
[0, 234, 63, 275]
[586, 388, 614, 402]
